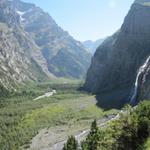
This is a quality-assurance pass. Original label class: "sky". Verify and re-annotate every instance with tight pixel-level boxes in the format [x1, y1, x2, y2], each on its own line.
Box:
[23, 0, 134, 41]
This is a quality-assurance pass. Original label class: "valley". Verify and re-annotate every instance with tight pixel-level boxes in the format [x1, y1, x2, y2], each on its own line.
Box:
[1, 0, 150, 149]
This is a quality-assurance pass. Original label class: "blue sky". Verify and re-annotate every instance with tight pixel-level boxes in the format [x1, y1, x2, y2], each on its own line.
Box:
[23, 0, 134, 41]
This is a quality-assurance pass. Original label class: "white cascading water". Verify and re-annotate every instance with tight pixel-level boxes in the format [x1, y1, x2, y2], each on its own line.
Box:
[130, 56, 150, 105]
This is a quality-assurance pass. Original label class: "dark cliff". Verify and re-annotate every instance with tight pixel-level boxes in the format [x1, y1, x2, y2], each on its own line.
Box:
[84, 0, 150, 107]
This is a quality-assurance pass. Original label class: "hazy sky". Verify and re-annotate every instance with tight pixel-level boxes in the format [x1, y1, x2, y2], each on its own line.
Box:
[23, 0, 134, 41]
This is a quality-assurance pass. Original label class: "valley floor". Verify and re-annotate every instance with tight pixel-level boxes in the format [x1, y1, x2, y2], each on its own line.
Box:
[0, 80, 117, 150]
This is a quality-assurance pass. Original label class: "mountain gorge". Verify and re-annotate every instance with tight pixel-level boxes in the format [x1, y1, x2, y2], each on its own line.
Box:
[0, 0, 91, 91]
[84, 0, 150, 107]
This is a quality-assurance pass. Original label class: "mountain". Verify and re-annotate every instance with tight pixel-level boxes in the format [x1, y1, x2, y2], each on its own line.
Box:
[9, 0, 92, 79]
[84, 0, 150, 107]
[0, 0, 91, 91]
[83, 39, 105, 54]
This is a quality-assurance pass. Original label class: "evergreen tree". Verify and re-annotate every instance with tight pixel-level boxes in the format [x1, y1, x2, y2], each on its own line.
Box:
[63, 136, 78, 150]
[82, 120, 99, 150]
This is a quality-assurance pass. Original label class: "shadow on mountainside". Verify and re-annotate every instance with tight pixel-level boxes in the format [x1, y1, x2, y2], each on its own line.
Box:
[95, 88, 131, 110]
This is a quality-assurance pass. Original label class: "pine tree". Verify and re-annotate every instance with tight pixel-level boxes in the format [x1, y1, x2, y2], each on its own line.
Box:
[82, 120, 99, 150]
[63, 136, 78, 150]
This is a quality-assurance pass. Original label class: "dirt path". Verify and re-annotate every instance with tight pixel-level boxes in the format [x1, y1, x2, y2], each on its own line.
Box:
[28, 114, 119, 150]
[33, 90, 56, 101]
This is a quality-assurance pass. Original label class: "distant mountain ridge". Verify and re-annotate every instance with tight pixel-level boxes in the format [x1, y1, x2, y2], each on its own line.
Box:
[83, 39, 105, 54]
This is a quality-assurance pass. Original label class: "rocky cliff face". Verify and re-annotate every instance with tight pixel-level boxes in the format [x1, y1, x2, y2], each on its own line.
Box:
[9, 0, 91, 79]
[84, 0, 150, 106]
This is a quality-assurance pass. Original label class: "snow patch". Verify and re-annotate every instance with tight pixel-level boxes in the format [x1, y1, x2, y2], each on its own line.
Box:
[16, 10, 26, 16]
[33, 90, 57, 101]
[16, 10, 26, 22]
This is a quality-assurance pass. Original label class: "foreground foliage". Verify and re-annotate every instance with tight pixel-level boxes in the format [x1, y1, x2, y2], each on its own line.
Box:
[64, 101, 150, 150]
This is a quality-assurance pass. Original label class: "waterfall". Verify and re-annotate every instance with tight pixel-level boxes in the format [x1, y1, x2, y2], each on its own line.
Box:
[130, 56, 150, 105]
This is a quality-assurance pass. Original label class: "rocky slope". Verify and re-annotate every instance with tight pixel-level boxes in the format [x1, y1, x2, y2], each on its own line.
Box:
[84, 0, 150, 106]
[9, 0, 91, 79]
[0, 0, 50, 90]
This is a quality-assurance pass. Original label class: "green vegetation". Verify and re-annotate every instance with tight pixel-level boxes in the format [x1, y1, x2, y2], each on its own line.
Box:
[64, 101, 150, 150]
[0, 81, 116, 150]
